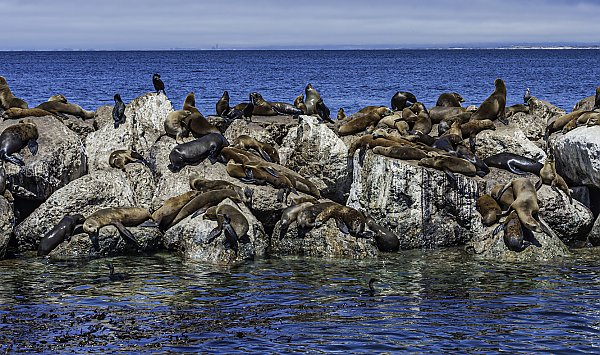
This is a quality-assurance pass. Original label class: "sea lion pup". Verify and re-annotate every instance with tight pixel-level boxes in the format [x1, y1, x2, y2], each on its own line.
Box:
[226, 160, 296, 202]
[460, 119, 496, 152]
[390, 91, 417, 111]
[1, 108, 56, 120]
[337, 108, 346, 120]
[216, 91, 230, 117]
[338, 107, 393, 136]
[537, 154, 572, 203]
[233, 135, 280, 163]
[493, 211, 530, 252]
[294, 94, 307, 114]
[168, 132, 229, 172]
[152, 73, 166, 95]
[470, 78, 508, 125]
[544, 110, 588, 141]
[483, 153, 543, 175]
[108, 149, 147, 171]
[0, 120, 39, 166]
[436, 92, 464, 107]
[505, 104, 530, 118]
[523, 88, 532, 104]
[418, 155, 477, 184]
[304, 83, 322, 115]
[35, 101, 95, 120]
[147, 190, 201, 230]
[476, 194, 501, 226]
[428, 106, 469, 124]
[182, 92, 220, 137]
[164, 110, 192, 144]
[315, 98, 333, 123]
[278, 201, 315, 239]
[372, 145, 428, 161]
[314, 203, 370, 237]
[112, 94, 126, 128]
[269, 101, 303, 116]
[37, 214, 85, 256]
[83, 207, 153, 250]
[203, 204, 250, 255]
[0, 76, 28, 110]
[48, 94, 68, 103]
[170, 188, 251, 225]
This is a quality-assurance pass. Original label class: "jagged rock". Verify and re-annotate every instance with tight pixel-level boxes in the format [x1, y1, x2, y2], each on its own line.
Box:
[122, 163, 155, 209]
[279, 115, 350, 201]
[48, 226, 162, 260]
[573, 95, 595, 111]
[589, 217, 600, 246]
[14, 170, 136, 251]
[85, 93, 173, 171]
[270, 219, 378, 258]
[224, 116, 298, 146]
[509, 98, 565, 141]
[93, 105, 113, 130]
[207, 115, 229, 133]
[470, 226, 570, 261]
[0, 196, 14, 259]
[61, 116, 96, 141]
[348, 151, 485, 249]
[551, 126, 600, 188]
[475, 123, 546, 161]
[162, 199, 267, 264]
[1, 116, 86, 200]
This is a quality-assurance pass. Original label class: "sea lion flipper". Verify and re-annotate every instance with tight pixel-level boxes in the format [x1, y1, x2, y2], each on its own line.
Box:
[89, 232, 101, 252]
[239, 234, 251, 244]
[206, 227, 222, 244]
[443, 168, 458, 188]
[336, 219, 350, 235]
[263, 166, 279, 177]
[535, 177, 543, 191]
[537, 215, 557, 239]
[2, 154, 25, 166]
[112, 222, 141, 249]
[257, 149, 273, 163]
[469, 137, 476, 153]
[276, 188, 285, 203]
[28, 140, 39, 155]
[191, 207, 209, 219]
[139, 220, 159, 228]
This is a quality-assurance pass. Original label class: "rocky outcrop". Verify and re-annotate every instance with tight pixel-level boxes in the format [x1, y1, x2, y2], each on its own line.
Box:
[85, 93, 173, 171]
[0, 196, 14, 259]
[279, 115, 350, 201]
[475, 123, 546, 161]
[224, 116, 298, 146]
[589, 217, 600, 246]
[1, 116, 86, 201]
[509, 98, 565, 141]
[162, 199, 267, 264]
[348, 151, 485, 249]
[551, 126, 600, 188]
[573, 95, 595, 111]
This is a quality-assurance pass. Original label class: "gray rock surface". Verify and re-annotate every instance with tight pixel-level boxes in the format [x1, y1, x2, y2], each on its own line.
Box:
[573, 95, 595, 112]
[589, 217, 600, 246]
[0, 196, 14, 259]
[551, 126, 600, 188]
[224, 116, 298, 146]
[475, 123, 546, 161]
[509, 98, 565, 141]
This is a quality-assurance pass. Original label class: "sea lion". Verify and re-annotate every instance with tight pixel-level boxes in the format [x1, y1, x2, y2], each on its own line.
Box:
[365, 217, 400, 252]
[315, 98, 333, 123]
[83, 207, 152, 250]
[483, 153, 543, 175]
[544, 110, 588, 140]
[337, 108, 346, 120]
[491, 184, 514, 209]
[182, 92, 220, 136]
[348, 135, 404, 158]
[0, 163, 6, 196]
[219, 146, 266, 167]
[314, 203, 370, 237]
[203, 204, 250, 255]
[112, 94, 126, 128]
[168, 133, 229, 172]
[269, 101, 303, 116]
[594, 86, 600, 110]
[537, 154, 572, 203]
[37, 214, 85, 256]
[304, 83, 322, 115]
[294, 94, 307, 114]
[476, 194, 501, 226]
[579, 111, 600, 126]
[226, 160, 295, 202]
[428, 106, 469, 124]
[409, 111, 432, 135]
[233, 135, 280, 163]
[0, 120, 39, 166]
[152, 73, 166, 95]
[460, 119, 496, 152]
[171, 188, 250, 225]
[561, 118, 579, 133]
[216, 91, 230, 117]
[235, 93, 278, 116]
[150, 190, 201, 229]
[296, 202, 339, 229]
[455, 144, 489, 177]
[338, 107, 393, 136]
[372, 145, 428, 161]
[0, 76, 28, 110]
[48, 94, 68, 103]
[493, 211, 530, 252]
[505, 104, 529, 118]
[108, 149, 146, 171]
[278, 201, 315, 239]
[189, 175, 253, 201]
[1, 108, 55, 120]
[391, 91, 417, 111]
[437, 120, 450, 136]
[436, 92, 464, 107]
[524, 88, 532, 104]
[496, 178, 550, 234]
[36, 101, 95, 120]
[164, 110, 193, 143]
[470, 78, 507, 125]
[418, 155, 477, 183]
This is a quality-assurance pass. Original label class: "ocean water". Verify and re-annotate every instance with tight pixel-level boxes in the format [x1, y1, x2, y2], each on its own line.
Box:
[1, 50, 600, 353]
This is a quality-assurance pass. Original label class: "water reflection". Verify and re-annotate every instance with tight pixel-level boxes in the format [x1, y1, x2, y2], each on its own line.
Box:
[0, 248, 599, 353]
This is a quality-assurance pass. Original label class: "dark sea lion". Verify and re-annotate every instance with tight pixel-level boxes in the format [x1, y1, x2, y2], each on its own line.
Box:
[315, 98, 333, 123]
[437, 120, 451, 136]
[365, 217, 399, 252]
[216, 91, 230, 117]
[48, 94, 68, 103]
[278, 201, 315, 239]
[109, 149, 146, 171]
[168, 133, 229, 172]
[304, 84, 322, 115]
[391, 91, 417, 111]
[294, 94, 307, 114]
[0, 120, 39, 166]
[314, 203, 369, 237]
[36, 101, 95, 120]
[476, 194, 501, 226]
[455, 145, 489, 177]
[544, 110, 588, 140]
[152, 73, 166, 95]
[1, 108, 55, 120]
[269, 101, 303, 116]
[372, 145, 428, 161]
[409, 111, 432, 135]
[83, 207, 152, 250]
[337, 108, 346, 120]
[505, 104, 529, 118]
[496, 178, 554, 235]
[0, 163, 6, 196]
[470, 78, 507, 125]
[150, 190, 201, 229]
[483, 153, 543, 175]
[436, 92, 464, 107]
[182, 92, 220, 136]
[524, 88, 532, 104]
[171, 188, 249, 225]
[233, 134, 280, 163]
[338, 107, 393, 136]
[112, 94, 126, 128]
[204, 204, 250, 255]
[0, 76, 28, 110]
[164, 109, 193, 143]
[37, 214, 85, 256]
[537, 154, 572, 203]
[460, 119, 496, 152]
[493, 211, 530, 252]
[428, 106, 468, 124]
[418, 155, 477, 182]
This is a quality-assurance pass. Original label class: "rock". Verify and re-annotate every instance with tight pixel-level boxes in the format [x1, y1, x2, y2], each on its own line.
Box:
[551, 126, 600, 188]
[14, 170, 137, 251]
[48, 226, 162, 260]
[93, 105, 113, 130]
[509, 98, 565, 141]
[207, 115, 230, 133]
[279, 115, 350, 201]
[348, 151, 485, 249]
[1, 116, 86, 201]
[470, 226, 570, 261]
[0, 196, 14, 259]
[475, 123, 546, 161]
[224, 116, 298, 146]
[122, 163, 155, 210]
[85, 93, 173, 172]
[270, 219, 378, 258]
[589, 217, 600, 246]
[162, 199, 267, 264]
[573, 95, 595, 112]
[61, 116, 96, 141]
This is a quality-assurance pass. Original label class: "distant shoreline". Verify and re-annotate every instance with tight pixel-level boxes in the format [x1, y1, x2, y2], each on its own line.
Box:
[1, 47, 600, 52]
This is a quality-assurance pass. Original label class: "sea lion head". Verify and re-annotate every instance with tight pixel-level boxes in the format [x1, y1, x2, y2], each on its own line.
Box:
[494, 78, 507, 93]
[481, 119, 496, 131]
[452, 92, 465, 103]
[222, 90, 229, 99]
[184, 92, 196, 107]
[83, 218, 100, 234]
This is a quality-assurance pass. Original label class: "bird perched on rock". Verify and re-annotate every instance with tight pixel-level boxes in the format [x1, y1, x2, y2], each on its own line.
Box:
[112, 94, 126, 128]
[524, 88, 532, 104]
[152, 73, 166, 95]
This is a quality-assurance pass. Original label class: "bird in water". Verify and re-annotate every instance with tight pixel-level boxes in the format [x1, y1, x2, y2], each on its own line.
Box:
[112, 94, 126, 128]
[152, 73, 166, 95]
[367, 278, 379, 297]
[242, 94, 254, 122]
[524, 87, 532, 104]
[107, 263, 127, 281]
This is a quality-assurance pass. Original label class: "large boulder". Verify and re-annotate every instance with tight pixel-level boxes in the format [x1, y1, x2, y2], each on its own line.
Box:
[0, 196, 14, 259]
[85, 93, 173, 171]
[589, 217, 600, 246]
[509, 98, 565, 141]
[348, 151, 485, 249]
[573, 95, 595, 112]
[551, 126, 600, 188]
[279, 115, 350, 201]
[1, 116, 86, 201]
[475, 123, 546, 161]
[224, 116, 298, 146]
[162, 199, 267, 264]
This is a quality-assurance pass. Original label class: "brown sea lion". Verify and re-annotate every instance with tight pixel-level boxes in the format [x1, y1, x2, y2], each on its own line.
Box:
[278, 201, 315, 239]
[83, 207, 152, 250]
[428, 106, 468, 124]
[296, 202, 339, 229]
[108, 149, 146, 171]
[418, 155, 477, 182]
[372, 145, 428, 161]
[544, 110, 588, 140]
[410, 111, 432, 135]
[294, 94, 307, 114]
[150, 190, 201, 229]
[182, 92, 220, 137]
[338, 107, 393, 136]
[314, 203, 369, 237]
[561, 118, 579, 133]
[203, 203, 250, 255]
[0, 120, 39, 166]
[470, 78, 507, 125]
[460, 119, 496, 152]
[580, 111, 600, 126]
[491, 184, 515, 209]
[348, 135, 404, 157]
[304, 84, 322, 115]
[216, 91, 230, 117]
[537, 154, 572, 203]
[189, 174, 254, 202]
[505, 104, 530, 118]
[164, 109, 193, 144]
[337, 108, 346, 120]
[493, 211, 530, 252]
[234, 93, 278, 116]
[226, 160, 296, 202]
[233, 135, 280, 163]
[269, 101, 303, 116]
[0, 76, 28, 110]
[219, 146, 266, 166]
[36, 101, 95, 119]
[436, 92, 464, 107]
[170, 188, 250, 226]
[1, 108, 55, 120]
[48, 94, 68, 103]
[476, 194, 501, 226]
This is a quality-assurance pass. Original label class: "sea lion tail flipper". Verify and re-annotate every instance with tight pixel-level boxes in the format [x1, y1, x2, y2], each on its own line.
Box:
[89, 232, 101, 252]
[537, 215, 558, 239]
[276, 188, 285, 203]
[206, 227, 222, 244]
[257, 149, 273, 163]
[336, 218, 350, 235]
[28, 140, 39, 155]
[262, 166, 279, 177]
[130, 151, 144, 161]
[535, 177, 543, 191]
[191, 207, 209, 219]
[443, 168, 458, 188]
[492, 222, 505, 236]
[113, 222, 141, 249]
[139, 219, 159, 228]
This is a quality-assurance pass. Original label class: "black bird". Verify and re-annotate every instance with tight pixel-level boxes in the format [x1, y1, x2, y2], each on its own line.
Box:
[315, 98, 333, 123]
[112, 94, 126, 128]
[391, 91, 417, 111]
[107, 263, 127, 281]
[152, 73, 166, 95]
[524, 87, 532, 104]
[368, 278, 379, 297]
[242, 94, 254, 121]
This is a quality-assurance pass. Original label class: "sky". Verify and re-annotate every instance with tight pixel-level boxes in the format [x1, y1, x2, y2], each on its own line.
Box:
[1, 0, 600, 50]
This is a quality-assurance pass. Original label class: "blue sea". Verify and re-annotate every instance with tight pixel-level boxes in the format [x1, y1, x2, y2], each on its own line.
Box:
[1, 50, 600, 353]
